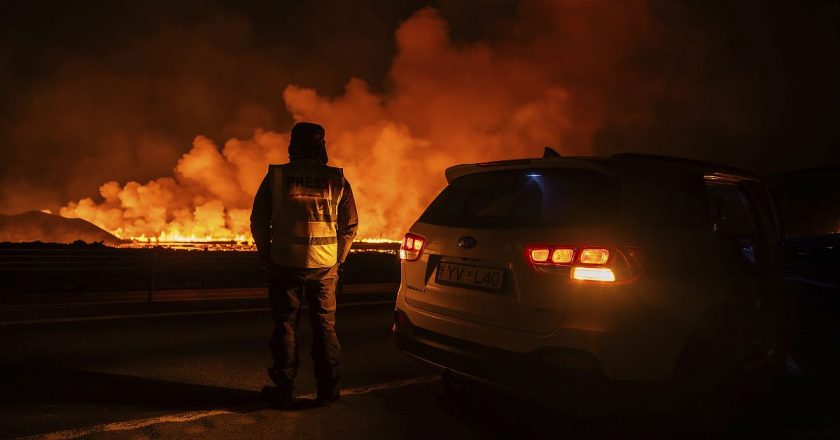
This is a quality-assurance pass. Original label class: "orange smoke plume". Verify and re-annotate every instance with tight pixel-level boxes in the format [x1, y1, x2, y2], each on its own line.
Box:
[61, 4, 648, 241]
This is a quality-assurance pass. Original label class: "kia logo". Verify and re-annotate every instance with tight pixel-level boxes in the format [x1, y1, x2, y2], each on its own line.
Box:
[457, 236, 477, 249]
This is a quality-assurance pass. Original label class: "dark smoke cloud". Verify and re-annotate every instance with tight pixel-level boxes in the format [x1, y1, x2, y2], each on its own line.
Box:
[590, 1, 840, 170]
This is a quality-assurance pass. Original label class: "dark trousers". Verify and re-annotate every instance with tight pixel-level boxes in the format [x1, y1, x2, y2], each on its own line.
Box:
[268, 265, 341, 388]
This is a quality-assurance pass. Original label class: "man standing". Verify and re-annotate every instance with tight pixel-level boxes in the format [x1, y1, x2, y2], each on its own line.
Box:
[250, 122, 358, 408]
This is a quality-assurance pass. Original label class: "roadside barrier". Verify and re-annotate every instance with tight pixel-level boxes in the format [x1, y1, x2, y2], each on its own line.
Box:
[0, 245, 398, 301]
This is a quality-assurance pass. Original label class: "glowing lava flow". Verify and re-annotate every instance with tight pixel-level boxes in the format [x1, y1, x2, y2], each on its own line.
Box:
[129, 231, 252, 244]
[117, 233, 399, 252]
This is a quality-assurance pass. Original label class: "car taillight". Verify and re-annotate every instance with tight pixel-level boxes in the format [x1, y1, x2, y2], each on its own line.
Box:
[551, 249, 575, 264]
[526, 244, 643, 283]
[527, 246, 575, 265]
[399, 233, 425, 261]
[572, 266, 616, 282]
[528, 248, 551, 263]
[579, 248, 609, 265]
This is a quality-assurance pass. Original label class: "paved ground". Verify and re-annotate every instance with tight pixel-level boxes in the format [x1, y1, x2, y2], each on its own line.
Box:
[1, 301, 839, 439]
[0, 301, 478, 439]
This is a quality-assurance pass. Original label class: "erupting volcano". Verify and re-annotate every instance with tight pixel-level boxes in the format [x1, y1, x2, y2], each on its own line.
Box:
[58, 6, 606, 245]
[15, 1, 816, 247]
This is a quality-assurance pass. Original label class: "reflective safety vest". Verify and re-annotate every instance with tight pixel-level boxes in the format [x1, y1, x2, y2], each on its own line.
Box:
[269, 160, 345, 268]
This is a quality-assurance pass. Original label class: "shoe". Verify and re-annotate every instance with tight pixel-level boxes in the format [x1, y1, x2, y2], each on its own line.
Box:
[261, 385, 294, 409]
[316, 380, 340, 406]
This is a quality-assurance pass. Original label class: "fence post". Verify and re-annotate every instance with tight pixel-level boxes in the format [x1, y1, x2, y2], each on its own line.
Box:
[148, 248, 157, 304]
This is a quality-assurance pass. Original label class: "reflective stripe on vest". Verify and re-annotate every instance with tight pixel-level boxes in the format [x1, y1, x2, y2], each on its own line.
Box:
[269, 161, 344, 268]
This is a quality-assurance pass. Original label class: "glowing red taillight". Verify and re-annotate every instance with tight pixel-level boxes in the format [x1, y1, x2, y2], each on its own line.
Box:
[527, 246, 575, 265]
[400, 233, 425, 261]
[525, 244, 643, 283]
[551, 249, 575, 264]
[579, 248, 610, 265]
[528, 248, 551, 263]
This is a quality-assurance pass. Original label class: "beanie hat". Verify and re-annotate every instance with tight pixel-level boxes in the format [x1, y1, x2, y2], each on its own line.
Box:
[289, 122, 328, 164]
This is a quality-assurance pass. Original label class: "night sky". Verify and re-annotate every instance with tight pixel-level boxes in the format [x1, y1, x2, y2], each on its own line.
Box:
[1, 0, 838, 220]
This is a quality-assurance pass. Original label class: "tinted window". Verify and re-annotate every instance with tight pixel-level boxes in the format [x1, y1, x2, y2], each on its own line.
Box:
[419, 168, 619, 228]
[707, 183, 758, 265]
[708, 184, 755, 236]
[666, 177, 710, 229]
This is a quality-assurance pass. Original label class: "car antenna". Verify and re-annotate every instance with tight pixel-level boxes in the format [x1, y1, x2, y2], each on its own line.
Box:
[543, 147, 561, 158]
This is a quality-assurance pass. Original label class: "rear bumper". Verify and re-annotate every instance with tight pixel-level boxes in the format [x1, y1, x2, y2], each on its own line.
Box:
[395, 277, 689, 382]
[394, 309, 613, 397]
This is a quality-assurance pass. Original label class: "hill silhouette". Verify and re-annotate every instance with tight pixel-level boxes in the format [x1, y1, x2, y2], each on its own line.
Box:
[0, 211, 124, 245]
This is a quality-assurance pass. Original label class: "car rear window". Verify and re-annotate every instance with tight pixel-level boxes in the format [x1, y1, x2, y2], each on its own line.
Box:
[419, 168, 620, 228]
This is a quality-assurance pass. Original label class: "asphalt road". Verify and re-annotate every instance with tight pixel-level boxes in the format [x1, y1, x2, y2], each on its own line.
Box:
[1, 302, 839, 439]
[0, 302, 465, 439]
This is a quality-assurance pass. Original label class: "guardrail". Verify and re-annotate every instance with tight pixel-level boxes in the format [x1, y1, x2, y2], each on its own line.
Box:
[0, 245, 400, 301]
[0, 247, 263, 302]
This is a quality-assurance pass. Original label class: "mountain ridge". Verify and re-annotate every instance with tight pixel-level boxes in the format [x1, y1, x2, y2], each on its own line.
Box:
[0, 211, 125, 245]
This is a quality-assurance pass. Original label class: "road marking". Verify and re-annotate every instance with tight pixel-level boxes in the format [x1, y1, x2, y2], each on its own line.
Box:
[24, 410, 233, 440]
[299, 374, 439, 399]
[0, 300, 395, 326]
[19, 375, 439, 440]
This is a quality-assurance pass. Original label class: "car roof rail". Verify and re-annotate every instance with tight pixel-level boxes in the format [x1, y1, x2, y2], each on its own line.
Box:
[543, 147, 561, 158]
[610, 152, 755, 177]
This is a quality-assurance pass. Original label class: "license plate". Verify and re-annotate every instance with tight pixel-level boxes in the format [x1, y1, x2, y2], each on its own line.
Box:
[435, 262, 504, 292]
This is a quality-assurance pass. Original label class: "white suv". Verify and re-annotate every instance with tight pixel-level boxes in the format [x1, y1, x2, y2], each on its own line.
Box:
[394, 151, 788, 400]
